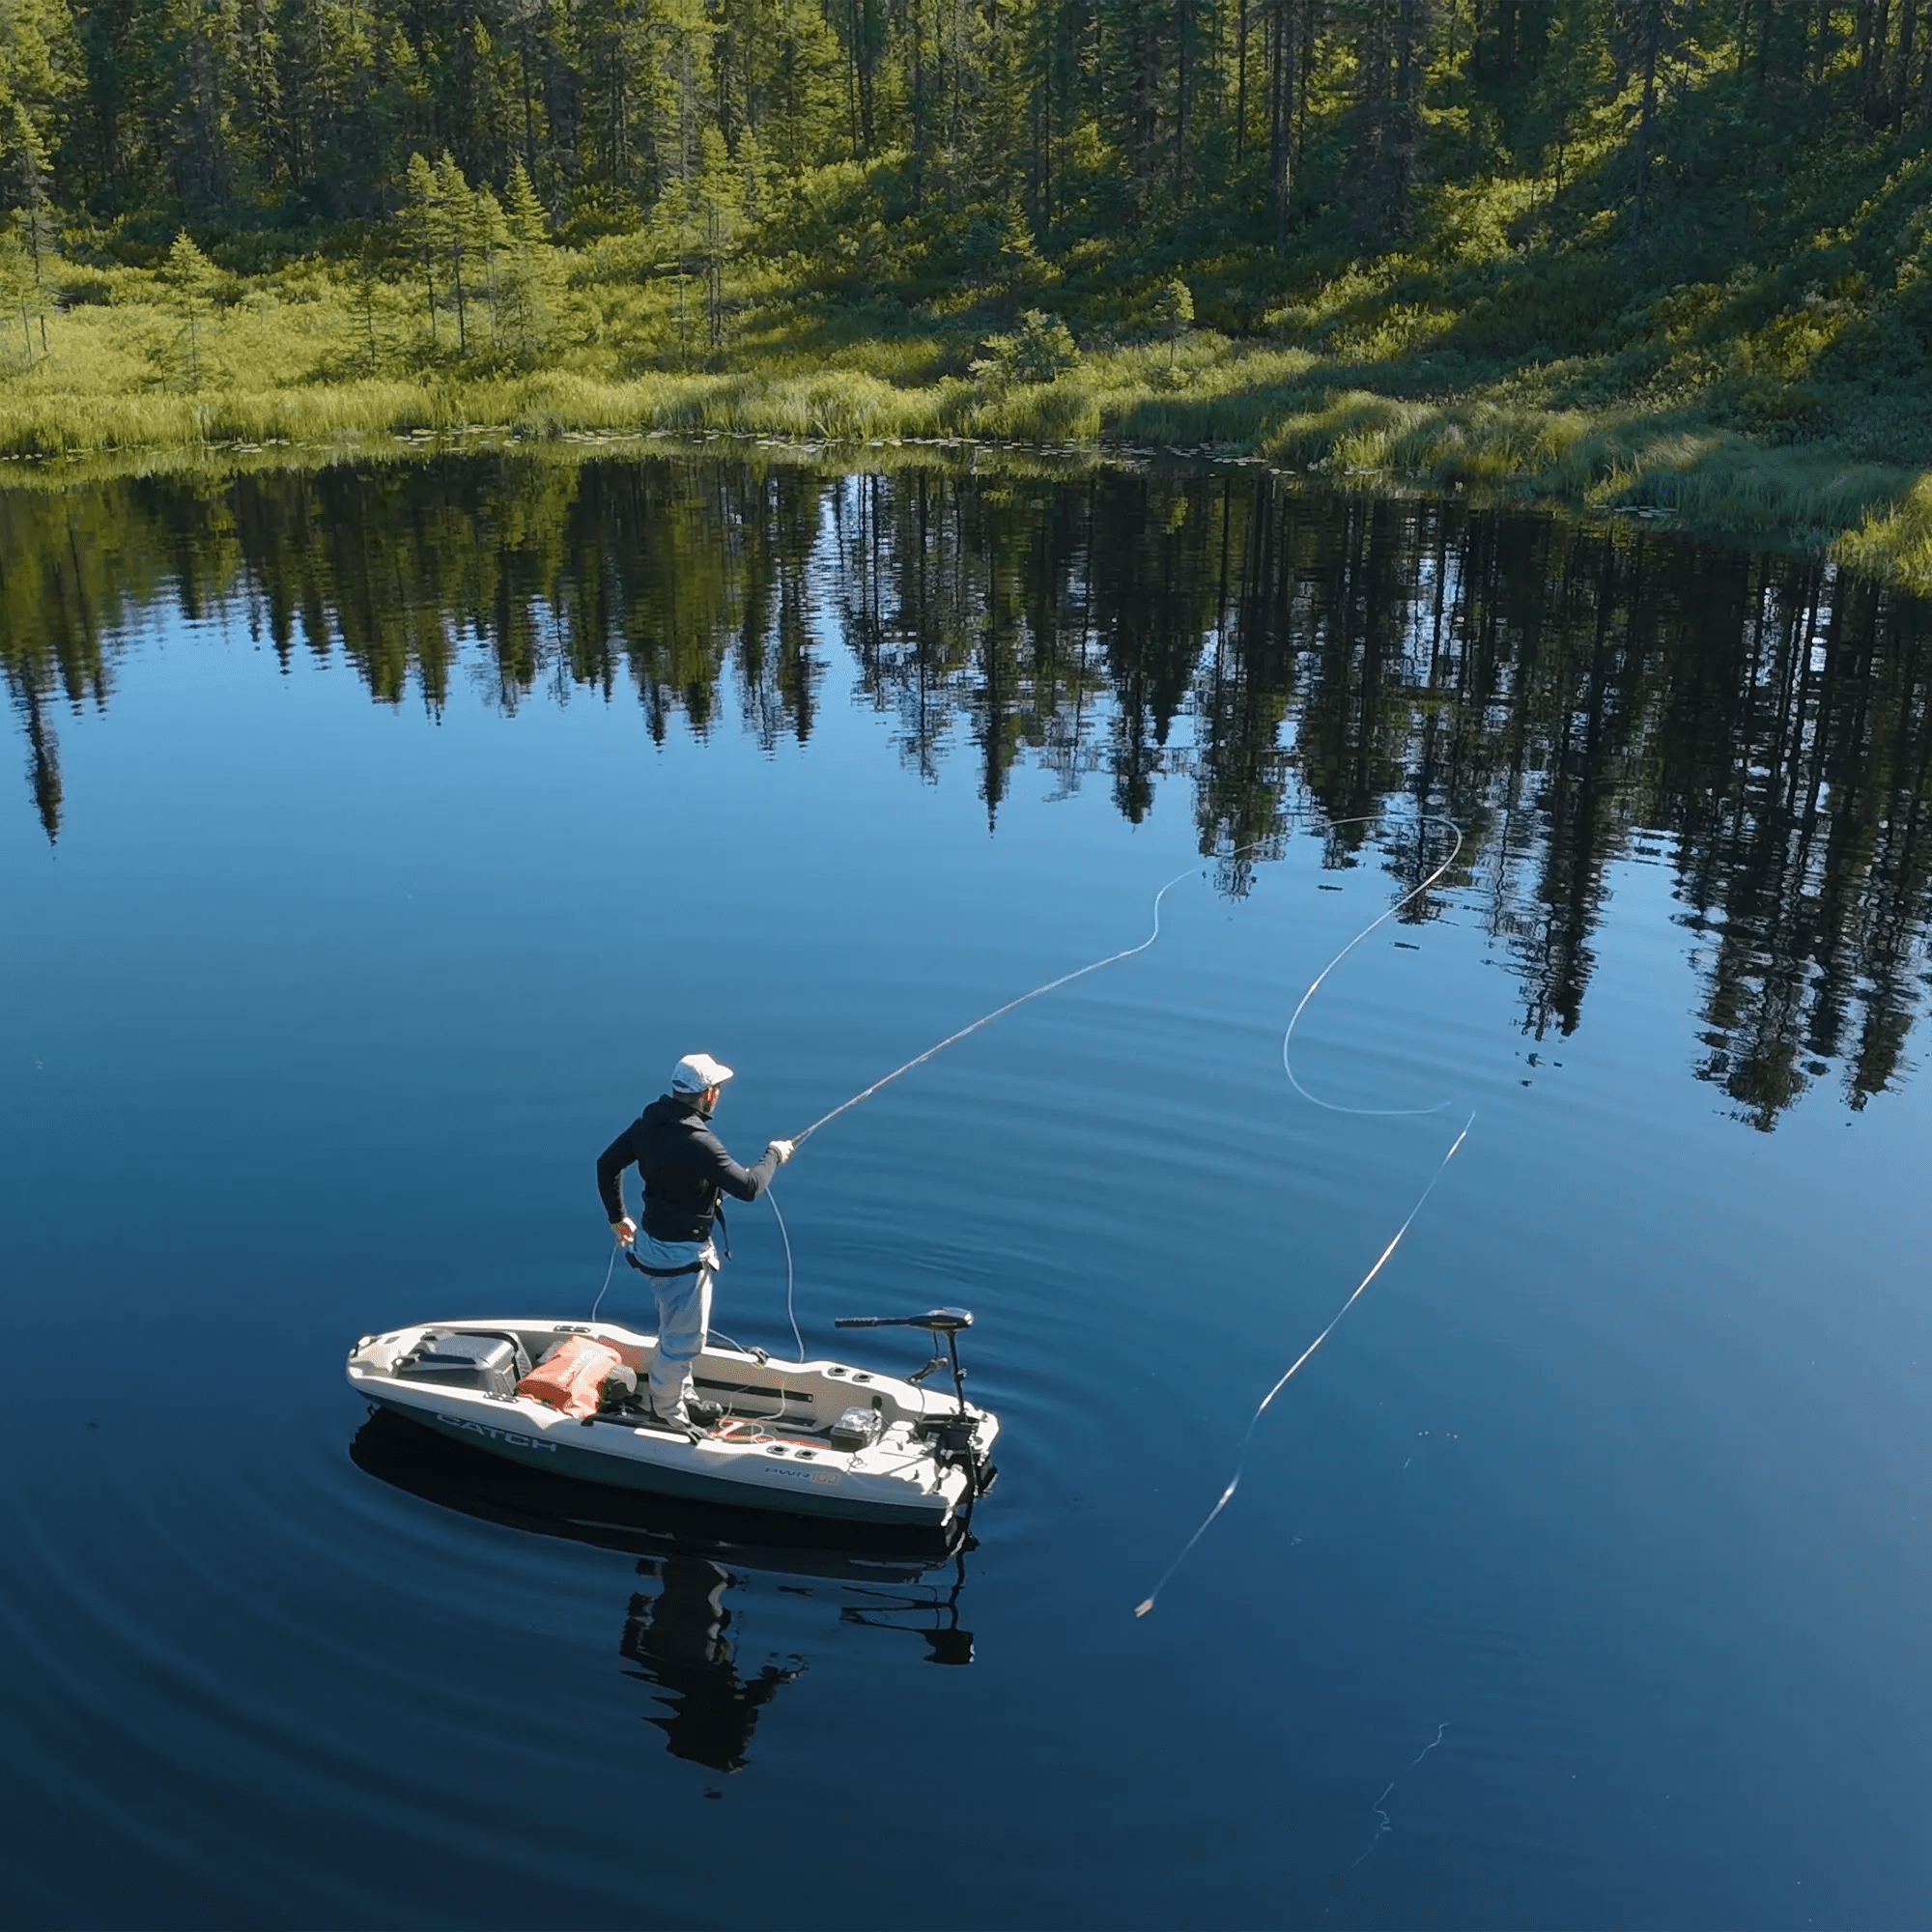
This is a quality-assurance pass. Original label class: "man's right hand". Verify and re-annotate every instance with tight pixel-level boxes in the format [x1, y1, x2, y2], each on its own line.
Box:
[611, 1217, 637, 1244]
[767, 1139, 796, 1166]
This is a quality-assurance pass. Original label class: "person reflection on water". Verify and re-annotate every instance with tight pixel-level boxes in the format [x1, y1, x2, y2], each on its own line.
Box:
[620, 1556, 799, 1775]
[596, 1053, 794, 1432]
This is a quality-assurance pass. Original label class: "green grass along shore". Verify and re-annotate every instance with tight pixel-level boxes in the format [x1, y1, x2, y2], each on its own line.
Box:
[6, 306, 1931, 594]
[14, 0, 1932, 592]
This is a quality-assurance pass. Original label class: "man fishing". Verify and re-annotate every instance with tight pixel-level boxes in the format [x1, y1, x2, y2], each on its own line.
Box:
[596, 1052, 794, 1432]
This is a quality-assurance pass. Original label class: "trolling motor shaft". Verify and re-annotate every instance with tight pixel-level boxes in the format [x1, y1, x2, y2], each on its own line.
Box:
[836, 1309, 972, 1412]
[833, 1308, 973, 1332]
[836, 1309, 983, 1481]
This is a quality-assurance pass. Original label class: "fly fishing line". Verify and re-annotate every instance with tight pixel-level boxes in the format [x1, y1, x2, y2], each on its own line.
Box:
[587, 1151, 800, 1358]
[787, 810, 1462, 1147]
[772, 812, 1469, 1409]
[789, 862, 1202, 1149]
[769, 1185, 803, 1361]
[589, 1239, 619, 1321]
[604, 810, 1471, 1505]
[750, 862, 1191, 1362]
[1280, 814, 1463, 1115]
[1131, 1114, 1472, 1618]
[597, 866, 1193, 1340]
[1352, 1721, 1452, 1868]
[1134, 810, 1474, 1616]
[592, 1202, 800, 1363]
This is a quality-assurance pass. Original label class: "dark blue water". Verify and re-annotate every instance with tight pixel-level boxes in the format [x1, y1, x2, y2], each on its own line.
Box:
[3, 456, 1931, 1928]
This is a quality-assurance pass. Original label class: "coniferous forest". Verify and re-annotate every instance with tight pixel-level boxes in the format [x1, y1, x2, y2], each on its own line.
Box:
[5, 0, 1932, 575]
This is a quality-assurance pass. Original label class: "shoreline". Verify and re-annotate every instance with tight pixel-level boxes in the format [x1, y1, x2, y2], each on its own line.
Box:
[5, 359, 1929, 596]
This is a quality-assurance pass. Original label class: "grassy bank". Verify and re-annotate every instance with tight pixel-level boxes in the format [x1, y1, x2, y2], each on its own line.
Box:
[16, 0, 1932, 595]
[5, 286, 1931, 593]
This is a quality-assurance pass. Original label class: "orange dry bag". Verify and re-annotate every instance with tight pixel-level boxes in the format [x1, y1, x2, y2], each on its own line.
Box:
[516, 1334, 627, 1420]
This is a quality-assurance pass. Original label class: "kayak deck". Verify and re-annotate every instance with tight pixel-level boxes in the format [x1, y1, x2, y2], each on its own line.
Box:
[346, 1318, 998, 1527]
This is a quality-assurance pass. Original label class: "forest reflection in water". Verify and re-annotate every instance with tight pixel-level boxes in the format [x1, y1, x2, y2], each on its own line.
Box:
[6, 448, 1932, 1132]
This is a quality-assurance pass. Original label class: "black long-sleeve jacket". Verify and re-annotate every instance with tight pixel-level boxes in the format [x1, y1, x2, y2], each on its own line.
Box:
[596, 1094, 781, 1244]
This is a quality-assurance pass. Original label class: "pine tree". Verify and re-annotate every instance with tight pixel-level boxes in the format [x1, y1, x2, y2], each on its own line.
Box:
[1152, 274, 1193, 363]
[403, 152, 446, 348]
[435, 153, 477, 355]
[160, 229, 219, 387]
[469, 182, 511, 346]
[495, 158, 557, 363]
[0, 0, 81, 209]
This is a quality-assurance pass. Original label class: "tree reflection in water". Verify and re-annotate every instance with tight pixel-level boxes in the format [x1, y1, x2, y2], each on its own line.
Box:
[7, 451, 1931, 1128]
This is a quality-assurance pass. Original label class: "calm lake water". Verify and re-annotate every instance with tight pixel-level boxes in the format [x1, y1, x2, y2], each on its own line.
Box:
[3, 450, 1931, 1930]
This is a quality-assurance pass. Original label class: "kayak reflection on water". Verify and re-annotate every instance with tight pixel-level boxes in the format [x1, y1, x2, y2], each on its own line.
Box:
[349, 1409, 976, 1775]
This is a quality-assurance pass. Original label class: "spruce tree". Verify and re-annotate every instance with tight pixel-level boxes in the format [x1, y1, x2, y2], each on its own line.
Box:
[496, 160, 556, 364]
[160, 231, 219, 388]
[402, 153, 446, 348]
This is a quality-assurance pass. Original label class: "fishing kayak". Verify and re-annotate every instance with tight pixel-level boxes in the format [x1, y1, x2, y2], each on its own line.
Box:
[344, 1310, 998, 1529]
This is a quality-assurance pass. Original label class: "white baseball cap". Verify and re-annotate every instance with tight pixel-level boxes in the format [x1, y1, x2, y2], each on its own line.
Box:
[670, 1051, 734, 1094]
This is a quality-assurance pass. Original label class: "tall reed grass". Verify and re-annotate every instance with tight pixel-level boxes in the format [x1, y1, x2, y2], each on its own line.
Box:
[6, 294, 1931, 595]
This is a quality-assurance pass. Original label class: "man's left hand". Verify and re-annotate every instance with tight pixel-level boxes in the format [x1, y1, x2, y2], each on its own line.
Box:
[611, 1217, 637, 1244]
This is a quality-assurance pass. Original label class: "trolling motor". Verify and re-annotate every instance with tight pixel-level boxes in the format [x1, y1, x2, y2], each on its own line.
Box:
[835, 1309, 985, 1469]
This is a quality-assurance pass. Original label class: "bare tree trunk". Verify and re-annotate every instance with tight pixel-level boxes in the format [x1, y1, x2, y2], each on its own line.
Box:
[450, 240, 468, 355]
[1859, 0, 1893, 120]
[1889, 0, 1917, 120]
[910, 0, 925, 207]
[1236, 0, 1249, 162]
[520, 32, 537, 178]
[707, 210, 723, 347]
[1386, 0, 1424, 235]
[848, 0, 862, 154]
[1630, 0, 1663, 252]
[1298, 0, 1315, 168]
[1176, 0, 1193, 204]
[1268, 0, 1295, 243]
[1040, 6, 1055, 230]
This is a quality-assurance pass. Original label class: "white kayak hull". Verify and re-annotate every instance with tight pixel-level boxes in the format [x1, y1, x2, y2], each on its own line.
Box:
[346, 1319, 998, 1529]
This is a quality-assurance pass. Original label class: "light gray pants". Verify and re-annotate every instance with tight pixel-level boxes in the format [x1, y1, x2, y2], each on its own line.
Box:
[631, 1233, 717, 1420]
